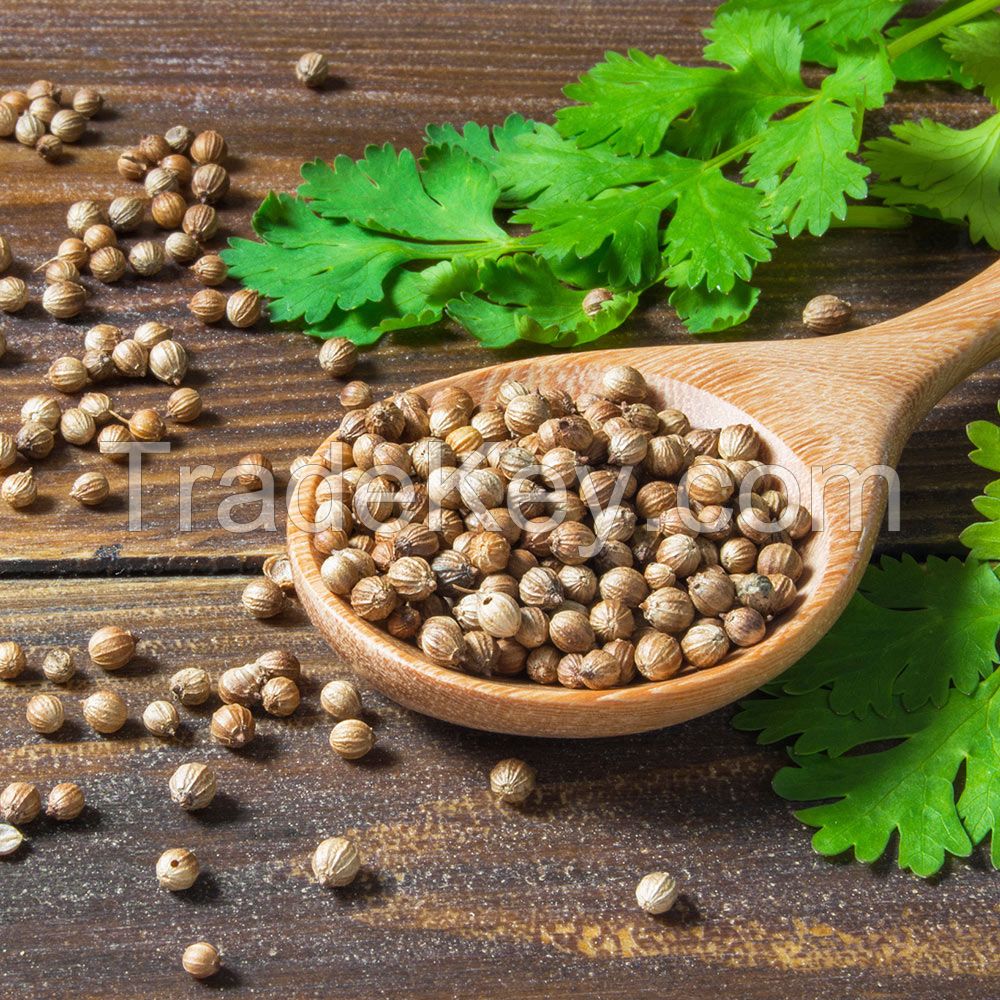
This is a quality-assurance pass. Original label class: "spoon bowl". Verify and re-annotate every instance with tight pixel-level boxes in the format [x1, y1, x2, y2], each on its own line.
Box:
[288, 261, 1000, 737]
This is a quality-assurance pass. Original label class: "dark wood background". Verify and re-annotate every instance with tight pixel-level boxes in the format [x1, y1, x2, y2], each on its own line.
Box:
[1, 2, 998, 997]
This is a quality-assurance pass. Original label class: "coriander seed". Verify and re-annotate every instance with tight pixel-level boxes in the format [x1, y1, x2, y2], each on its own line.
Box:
[112, 339, 148, 377]
[0, 782, 41, 824]
[235, 452, 272, 489]
[143, 165, 179, 198]
[79, 391, 113, 424]
[320, 679, 362, 720]
[0, 104, 15, 138]
[312, 836, 361, 887]
[72, 88, 103, 118]
[2, 469, 37, 509]
[46, 782, 85, 821]
[129, 408, 166, 442]
[117, 147, 148, 181]
[582, 287, 614, 315]
[165, 125, 195, 153]
[803, 293, 852, 333]
[170, 666, 212, 706]
[2, 91, 31, 112]
[157, 847, 200, 890]
[88, 625, 136, 670]
[29, 95, 59, 125]
[14, 112, 45, 146]
[296, 51, 330, 87]
[0, 275, 27, 312]
[148, 340, 188, 385]
[67, 200, 106, 236]
[164, 232, 199, 263]
[44, 258, 80, 284]
[0, 432, 15, 471]
[255, 648, 301, 681]
[262, 553, 295, 592]
[16, 420, 56, 459]
[82, 689, 127, 733]
[26, 692, 65, 734]
[60, 407, 97, 446]
[0, 641, 27, 679]
[170, 762, 217, 810]
[182, 942, 221, 980]
[329, 718, 375, 760]
[242, 578, 285, 619]
[47, 354, 89, 390]
[226, 288, 261, 328]
[190, 129, 227, 164]
[489, 758, 536, 804]
[189, 288, 226, 322]
[636, 871, 679, 914]
[151, 190, 186, 229]
[50, 108, 86, 142]
[318, 337, 357, 376]
[70, 471, 110, 507]
[182, 204, 218, 241]
[97, 424, 132, 461]
[41, 280, 87, 319]
[166, 387, 202, 423]
[191, 254, 227, 285]
[26, 79, 59, 100]
[42, 648, 76, 683]
[134, 320, 172, 348]
[210, 703, 255, 748]
[36, 134, 63, 161]
[128, 240, 165, 277]
[261, 675, 300, 716]
[217, 663, 264, 706]
[192, 163, 229, 204]
[85, 324, 123, 353]
[143, 699, 181, 738]
[161, 153, 193, 184]
[0, 824, 25, 856]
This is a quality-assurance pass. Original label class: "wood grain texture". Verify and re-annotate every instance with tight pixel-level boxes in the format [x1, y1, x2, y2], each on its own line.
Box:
[0, 0, 998, 574]
[2, 575, 999, 1000]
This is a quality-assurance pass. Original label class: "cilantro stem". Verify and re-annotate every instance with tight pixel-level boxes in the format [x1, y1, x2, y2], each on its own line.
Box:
[885, 0, 999, 60]
[830, 206, 912, 230]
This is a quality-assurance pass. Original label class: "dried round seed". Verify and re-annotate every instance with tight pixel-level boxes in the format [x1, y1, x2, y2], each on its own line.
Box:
[329, 718, 375, 760]
[157, 847, 199, 890]
[26, 693, 64, 733]
[169, 762, 216, 810]
[46, 782, 85, 820]
[296, 51, 331, 87]
[60, 407, 97, 446]
[165, 125, 195, 153]
[89, 246, 127, 283]
[489, 758, 536, 804]
[170, 667, 212, 706]
[166, 387, 203, 423]
[97, 424, 132, 461]
[148, 340, 189, 386]
[241, 578, 285, 619]
[2, 469, 37, 509]
[0, 641, 27, 679]
[16, 420, 55, 459]
[42, 648, 76, 683]
[88, 625, 136, 670]
[36, 134, 63, 162]
[192, 163, 229, 204]
[183, 204, 218, 241]
[82, 689, 127, 734]
[0, 782, 41, 824]
[151, 190, 187, 228]
[318, 337, 358, 376]
[144, 166, 179, 198]
[320, 679, 362, 720]
[129, 240, 165, 277]
[190, 130, 227, 165]
[0, 823, 25, 856]
[191, 254, 228, 285]
[112, 339, 148, 377]
[636, 871, 679, 914]
[0, 275, 28, 312]
[261, 676, 300, 716]
[143, 699, 181, 738]
[189, 288, 226, 322]
[182, 942, 221, 980]
[165, 232, 199, 263]
[43, 281, 87, 319]
[210, 703, 256, 748]
[312, 835, 360, 888]
[227, 288, 261, 328]
[70, 471, 110, 507]
[15, 112, 45, 146]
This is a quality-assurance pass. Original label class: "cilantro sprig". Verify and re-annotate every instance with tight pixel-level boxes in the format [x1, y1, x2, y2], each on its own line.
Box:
[734, 408, 1000, 877]
[224, 0, 1000, 347]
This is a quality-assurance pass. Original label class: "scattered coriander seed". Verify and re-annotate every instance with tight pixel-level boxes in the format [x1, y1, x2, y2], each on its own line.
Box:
[97, 424, 132, 461]
[128, 240, 165, 277]
[14, 112, 45, 146]
[0, 104, 15, 138]
[0, 234, 11, 272]
[43, 281, 87, 319]
[242, 578, 285, 619]
[44, 258, 80, 284]
[803, 293, 852, 334]
[67, 200, 106, 236]
[255, 648, 301, 681]
[58, 237, 90, 268]
[16, 420, 55, 460]
[191, 163, 229, 204]
[320, 679, 362, 720]
[190, 129, 227, 165]
[81, 350, 115, 382]
[29, 95, 60, 125]
[0, 432, 15, 470]
[20, 395, 60, 428]
[108, 196, 145, 233]
[151, 190, 187, 229]
[191, 254, 228, 285]
[165, 125, 195, 153]
[296, 51, 330, 87]
[166, 387, 203, 423]
[50, 108, 86, 142]
[60, 407, 97, 446]
[1, 91, 29, 113]
[318, 337, 358, 376]
[143, 165, 179, 198]
[217, 663, 264, 706]
[189, 287, 226, 322]
[0, 782, 41, 824]
[80, 390, 113, 423]
[88, 245, 126, 283]
[210, 703, 255, 748]
[36, 134, 63, 162]
[169, 762, 217, 811]
[183, 204, 218, 241]
[329, 718, 375, 760]
[0, 824, 25, 856]
[117, 147, 148, 181]
[46, 782, 85, 821]
[0, 275, 28, 312]
[112, 338, 148, 377]
[635, 871, 680, 914]
[157, 847, 200, 890]
[226, 288, 261, 328]
[26, 79, 58, 100]
[234, 452, 273, 490]
[46, 355, 88, 392]
[182, 942, 221, 980]
[262, 553, 295, 592]
[148, 340, 189, 386]
[70, 471, 111, 507]
[143, 699, 181, 738]
[129, 408, 166, 443]
[261, 676, 300, 716]
[164, 232, 199, 264]
[83, 223, 116, 252]
[0, 641, 27, 679]
[42, 648, 76, 683]
[136, 134, 167, 163]
[26, 692, 65, 734]
[161, 153, 193, 184]
[2, 469, 37, 509]
[489, 758, 536, 804]
[312, 836, 361, 888]
[88, 625, 136, 670]
[170, 667, 213, 706]
[72, 88, 103, 118]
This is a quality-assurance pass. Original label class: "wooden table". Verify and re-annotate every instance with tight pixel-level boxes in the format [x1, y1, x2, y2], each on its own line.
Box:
[1, 2, 998, 997]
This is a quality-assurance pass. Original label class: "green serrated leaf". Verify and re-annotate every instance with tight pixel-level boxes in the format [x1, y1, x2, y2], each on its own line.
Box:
[942, 18, 1000, 104]
[666, 270, 761, 333]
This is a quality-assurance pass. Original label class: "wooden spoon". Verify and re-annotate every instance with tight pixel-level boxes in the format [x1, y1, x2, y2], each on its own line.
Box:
[288, 260, 1000, 738]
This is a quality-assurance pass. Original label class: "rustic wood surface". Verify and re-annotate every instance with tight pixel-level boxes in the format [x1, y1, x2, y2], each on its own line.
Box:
[1, 0, 999, 997]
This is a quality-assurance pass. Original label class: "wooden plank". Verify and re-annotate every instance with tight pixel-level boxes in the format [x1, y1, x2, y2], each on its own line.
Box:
[0, 1, 998, 573]
[1, 574, 998, 999]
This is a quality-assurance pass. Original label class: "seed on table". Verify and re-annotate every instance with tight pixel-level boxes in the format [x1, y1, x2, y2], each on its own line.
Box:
[157, 847, 200, 890]
[0, 104, 15, 138]
[143, 699, 181, 738]
[296, 51, 330, 87]
[85, 323, 123, 352]
[38, 649, 75, 686]
[128, 408, 166, 443]
[146, 340, 189, 387]
[117, 147, 148, 181]
[161, 153, 193, 185]
[26, 693, 65, 734]
[0, 641, 27, 679]
[36, 134, 63, 161]
[66, 200, 105, 236]
[255, 648, 301, 681]
[164, 232, 199, 263]
[242, 578, 285, 619]
[190, 129, 227, 165]
[50, 108, 86, 142]
[489, 758, 536, 804]
[129, 240, 165, 277]
[312, 836, 361, 888]
[82, 690, 127, 734]
[2, 469, 38, 509]
[0, 782, 41, 824]
[81, 349, 114, 383]
[0, 432, 15, 470]
[262, 553, 295, 592]
[169, 762, 217, 811]
[635, 871, 679, 914]
[107, 195, 145, 233]
[210, 703, 255, 748]
[166, 387, 202, 423]
[320, 679, 362, 720]
[189, 288, 226, 322]
[802, 293, 852, 333]
[329, 718, 375, 760]
[60, 407, 97, 446]
[170, 667, 212, 706]
[234, 452, 273, 490]
[318, 337, 357, 376]
[97, 424, 133, 461]
[72, 88, 103, 118]
[261, 676, 300, 716]
[182, 942, 221, 980]
[151, 191, 187, 229]
[133, 320, 172, 348]
[46, 782, 85, 821]
[0, 276, 28, 312]
[112, 339, 148, 377]
[192, 163, 229, 204]
[79, 392, 113, 425]
[88, 625, 136, 670]
[0, 824, 25, 856]
[14, 112, 45, 146]
[138, 132, 171, 163]
[183, 204, 218, 242]
[164, 124, 194, 153]
[227, 288, 261, 328]
[143, 165, 179, 198]
[42, 281, 87, 319]
[28, 95, 59, 124]
[44, 258, 80, 284]
[217, 663, 264, 706]
[90, 245, 127, 283]
[191, 254, 228, 286]
[16, 420, 56, 460]
[0, 234, 11, 272]
[1, 90, 30, 112]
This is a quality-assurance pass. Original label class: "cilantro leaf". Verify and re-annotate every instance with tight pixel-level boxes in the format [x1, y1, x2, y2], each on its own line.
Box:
[447, 254, 640, 349]
[866, 114, 1000, 249]
[887, 2, 978, 85]
[773, 670, 1000, 877]
[958, 405, 1000, 559]
[666, 270, 761, 333]
[942, 19, 1000, 103]
[777, 555, 1000, 715]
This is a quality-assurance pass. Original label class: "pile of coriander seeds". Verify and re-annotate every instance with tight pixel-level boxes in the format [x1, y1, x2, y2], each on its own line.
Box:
[0, 79, 104, 164]
[309, 360, 812, 689]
